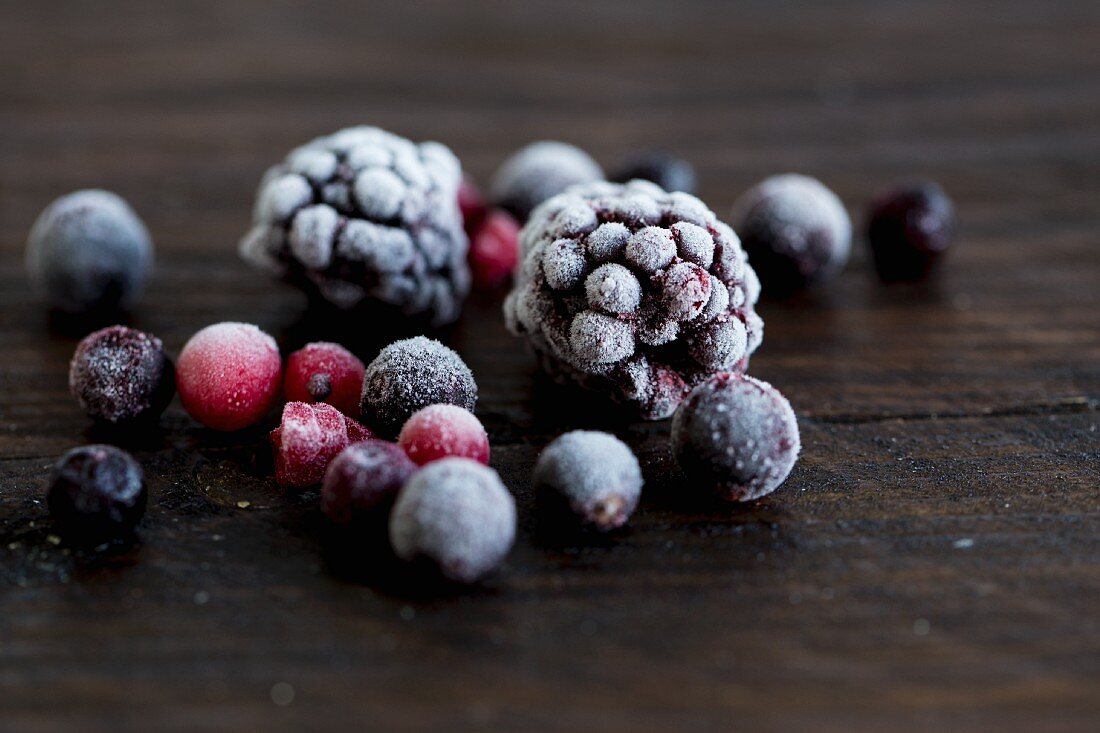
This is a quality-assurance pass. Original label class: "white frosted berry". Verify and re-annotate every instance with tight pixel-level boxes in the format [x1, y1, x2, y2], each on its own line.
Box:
[585, 263, 642, 314]
[671, 221, 715, 267]
[289, 204, 338, 269]
[490, 141, 604, 220]
[625, 226, 676, 273]
[390, 458, 515, 584]
[542, 238, 587, 290]
[533, 431, 643, 531]
[585, 222, 631, 263]
[569, 310, 634, 364]
[256, 174, 312, 224]
[661, 262, 711, 321]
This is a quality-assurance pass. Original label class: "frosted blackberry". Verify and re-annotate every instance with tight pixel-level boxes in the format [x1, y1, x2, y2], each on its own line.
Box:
[390, 458, 516, 584]
[489, 141, 604, 221]
[867, 181, 956, 282]
[671, 374, 800, 502]
[47, 445, 146, 543]
[731, 174, 851, 296]
[26, 190, 153, 313]
[610, 151, 697, 194]
[533, 431, 643, 531]
[239, 126, 470, 326]
[503, 180, 764, 420]
[360, 336, 477, 438]
[69, 325, 175, 425]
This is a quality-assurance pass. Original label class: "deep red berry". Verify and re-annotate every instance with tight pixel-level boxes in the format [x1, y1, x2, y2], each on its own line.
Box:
[398, 404, 490, 466]
[867, 182, 956, 282]
[177, 322, 283, 431]
[322, 439, 417, 524]
[458, 175, 488, 236]
[284, 342, 365, 417]
[271, 401, 373, 488]
[468, 210, 520, 289]
[69, 325, 175, 425]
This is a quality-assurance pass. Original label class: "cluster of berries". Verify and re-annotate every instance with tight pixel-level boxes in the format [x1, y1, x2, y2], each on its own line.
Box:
[25, 127, 860, 592]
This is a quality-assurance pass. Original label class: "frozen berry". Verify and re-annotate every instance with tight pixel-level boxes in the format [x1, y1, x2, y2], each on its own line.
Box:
[284, 342, 365, 416]
[239, 126, 469, 326]
[610, 151, 697, 194]
[177, 322, 283, 431]
[489, 141, 604, 221]
[271, 402, 373, 488]
[389, 458, 515, 583]
[533, 431, 642, 531]
[504, 180, 763, 420]
[69, 325, 174, 425]
[671, 373, 800, 502]
[360, 336, 477, 438]
[398, 404, 489, 466]
[730, 174, 851, 296]
[322, 440, 417, 524]
[468, 210, 521, 289]
[26, 190, 153, 313]
[458, 175, 488, 236]
[47, 445, 146, 542]
[867, 181, 956, 282]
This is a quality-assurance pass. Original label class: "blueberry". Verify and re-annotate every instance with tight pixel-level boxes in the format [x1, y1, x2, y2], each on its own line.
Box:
[611, 151, 697, 194]
[389, 458, 515, 583]
[47, 445, 147, 543]
[867, 182, 956, 282]
[25, 190, 153, 313]
[730, 174, 851, 296]
[533, 431, 643, 531]
[489, 141, 604, 221]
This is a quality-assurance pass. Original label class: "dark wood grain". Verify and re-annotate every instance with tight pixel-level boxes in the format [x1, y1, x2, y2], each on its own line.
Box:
[1, 1, 1098, 731]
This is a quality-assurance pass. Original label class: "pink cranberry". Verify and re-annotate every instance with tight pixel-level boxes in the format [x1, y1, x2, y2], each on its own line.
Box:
[397, 404, 489, 466]
[284, 341, 365, 417]
[271, 401, 373, 488]
[177, 322, 283, 431]
[468, 210, 520, 289]
[322, 440, 417, 524]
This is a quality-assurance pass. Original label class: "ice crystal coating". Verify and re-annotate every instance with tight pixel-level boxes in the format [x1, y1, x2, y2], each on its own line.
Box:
[533, 430, 643, 531]
[69, 326, 175, 425]
[503, 180, 763, 419]
[671, 374, 800, 502]
[489, 141, 604, 221]
[25, 190, 153, 313]
[239, 126, 469, 326]
[730, 173, 851, 295]
[360, 336, 477, 438]
[389, 458, 516, 583]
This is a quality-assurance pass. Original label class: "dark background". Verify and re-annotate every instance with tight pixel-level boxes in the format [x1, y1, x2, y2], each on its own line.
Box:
[1, 1, 1098, 731]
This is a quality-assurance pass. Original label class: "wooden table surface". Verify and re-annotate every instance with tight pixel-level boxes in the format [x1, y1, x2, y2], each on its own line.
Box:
[1, 1, 1098, 731]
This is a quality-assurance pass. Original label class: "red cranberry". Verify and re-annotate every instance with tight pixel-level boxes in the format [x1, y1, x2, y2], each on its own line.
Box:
[271, 402, 372, 488]
[284, 342, 365, 417]
[468, 210, 520, 289]
[177, 322, 283, 431]
[867, 182, 956, 282]
[398, 404, 490, 466]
